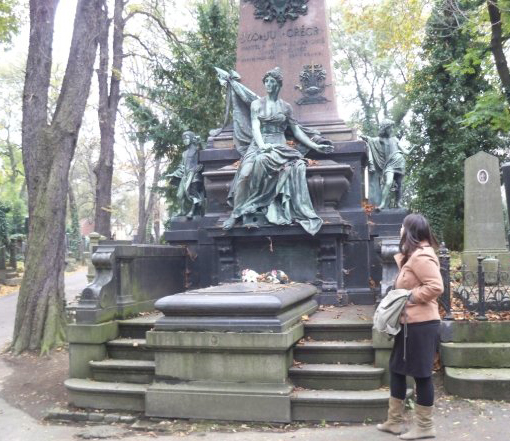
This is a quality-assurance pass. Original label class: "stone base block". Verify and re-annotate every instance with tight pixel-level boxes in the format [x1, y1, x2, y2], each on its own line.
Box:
[68, 321, 119, 378]
[146, 381, 293, 422]
[441, 342, 510, 368]
[69, 344, 108, 379]
[462, 250, 510, 273]
[66, 379, 146, 411]
[147, 324, 303, 382]
[441, 320, 510, 343]
[444, 367, 510, 400]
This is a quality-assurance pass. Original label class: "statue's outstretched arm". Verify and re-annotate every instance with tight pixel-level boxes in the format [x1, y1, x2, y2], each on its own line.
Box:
[289, 121, 334, 154]
[398, 142, 416, 155]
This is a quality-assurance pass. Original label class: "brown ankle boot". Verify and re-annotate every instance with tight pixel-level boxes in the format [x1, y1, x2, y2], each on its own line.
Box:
[377, 396, 405, 435]
[399, 404, 436, 439]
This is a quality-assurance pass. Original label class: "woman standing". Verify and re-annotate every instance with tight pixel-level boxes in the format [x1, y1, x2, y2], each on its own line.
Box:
[377, 213, 443, 440]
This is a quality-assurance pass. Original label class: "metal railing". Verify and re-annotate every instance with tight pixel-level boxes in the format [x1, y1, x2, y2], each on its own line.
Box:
[439, 243, 510, 320]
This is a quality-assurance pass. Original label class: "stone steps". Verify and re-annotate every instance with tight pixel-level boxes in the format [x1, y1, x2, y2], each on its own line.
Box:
[444, 367, 510, 400]
[303, 321, 372, 341]
[441, 342, 510, 368]
[65, 378, 147, 412]
[117, 314, 161, 339]
[289, 363, 383, 390]
[106, 338, 154, 361]
[291, 389, 390, 423]
[288, 306, 387, 422]
[294, 340, 374, 364]
[89, 359, 155, 384]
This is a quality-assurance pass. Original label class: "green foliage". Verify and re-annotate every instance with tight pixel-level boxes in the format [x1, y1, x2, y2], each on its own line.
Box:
[67, 203, 81, 258]
[331, 0, 428, 135]
[127, 0, 238, 210]
[0, 201, 9, 247]
[407, 0, 510, 250]
[152, 0, 237, 151]
[464, 90, 510, 131]
[0, 0, 20, 45]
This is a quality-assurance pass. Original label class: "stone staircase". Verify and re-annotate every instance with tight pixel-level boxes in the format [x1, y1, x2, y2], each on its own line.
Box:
[441, 321, 510, 401]
[66, 315, 159, 412]
[290, 305, 394, 423]
[66, 306, 397, 422]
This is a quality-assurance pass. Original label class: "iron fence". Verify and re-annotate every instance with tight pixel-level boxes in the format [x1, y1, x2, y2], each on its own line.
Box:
[439, 244, 510, 320]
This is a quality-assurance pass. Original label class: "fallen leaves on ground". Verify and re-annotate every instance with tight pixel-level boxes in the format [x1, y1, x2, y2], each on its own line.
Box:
[0, 284, 18, 298]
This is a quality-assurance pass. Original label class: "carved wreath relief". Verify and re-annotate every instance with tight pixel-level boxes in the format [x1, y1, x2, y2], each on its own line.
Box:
[295, 64, 330, 105]
[244, 0, 309, 27]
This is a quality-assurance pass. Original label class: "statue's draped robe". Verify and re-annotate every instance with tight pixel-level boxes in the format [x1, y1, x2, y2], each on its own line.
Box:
[366, 136, 405, 205]
[223, 75, 325, 235]
[169, 149, 204, 207]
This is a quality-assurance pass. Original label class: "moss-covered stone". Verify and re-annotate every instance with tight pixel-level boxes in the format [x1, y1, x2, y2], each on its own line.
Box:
[69, 343, 108, 378]
[441, 320, 510, 343]
[441, 342, 510, 367]
[68, 321, 119, 344]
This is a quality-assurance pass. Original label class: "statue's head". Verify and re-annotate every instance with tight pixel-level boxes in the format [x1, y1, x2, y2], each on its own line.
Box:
[182, 130, 198, 146]
[379, 119, 395, 136]
[262, 67, 283, 92]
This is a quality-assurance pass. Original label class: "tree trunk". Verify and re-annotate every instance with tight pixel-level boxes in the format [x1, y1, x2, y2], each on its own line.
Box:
[14, 0, 101, 354]
[135, 141, 147, 243]
[153, 199, 161, 243]
[487, 0, 510, 106]
[94, 0, 125, 238]
[137, 156, 161, 244]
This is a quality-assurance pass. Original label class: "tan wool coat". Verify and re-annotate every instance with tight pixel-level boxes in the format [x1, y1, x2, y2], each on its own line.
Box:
[394, 242, 444, 323]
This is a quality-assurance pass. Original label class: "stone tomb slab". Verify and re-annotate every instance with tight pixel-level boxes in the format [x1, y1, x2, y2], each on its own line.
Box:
[153, 282, 318, 332]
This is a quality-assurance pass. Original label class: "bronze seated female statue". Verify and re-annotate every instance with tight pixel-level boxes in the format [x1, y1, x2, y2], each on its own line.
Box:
[217, 67, 333, 235]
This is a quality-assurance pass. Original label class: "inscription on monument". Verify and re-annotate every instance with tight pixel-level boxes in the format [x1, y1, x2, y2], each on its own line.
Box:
[238, 26, 325, 63]
[236, 0, 340, 122]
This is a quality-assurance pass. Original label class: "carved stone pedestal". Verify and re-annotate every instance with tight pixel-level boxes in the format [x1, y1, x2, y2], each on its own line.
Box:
[207, 223, 351, 305]
[146, 282, 317, 422]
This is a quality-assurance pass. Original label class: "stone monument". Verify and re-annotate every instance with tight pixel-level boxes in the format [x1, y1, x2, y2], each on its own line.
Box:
[165, 0, 390, 305]
[462, 151, 510, 270]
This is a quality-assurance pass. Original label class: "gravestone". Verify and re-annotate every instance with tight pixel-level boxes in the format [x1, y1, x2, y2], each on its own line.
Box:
[462, 151, 510, 270]
[502, 162, 510, 245]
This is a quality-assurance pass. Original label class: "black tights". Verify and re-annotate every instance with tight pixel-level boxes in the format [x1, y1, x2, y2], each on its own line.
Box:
[390, 371, 434, 407]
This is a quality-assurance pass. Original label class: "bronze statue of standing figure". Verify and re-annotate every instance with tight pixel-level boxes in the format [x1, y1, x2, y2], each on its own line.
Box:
[168, 131, 205, 219]
[216, 67, 333, 235]
[362, 119, 414, 210]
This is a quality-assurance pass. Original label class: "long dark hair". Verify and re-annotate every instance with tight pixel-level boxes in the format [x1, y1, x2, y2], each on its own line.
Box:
[399, 213, 439, 264]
